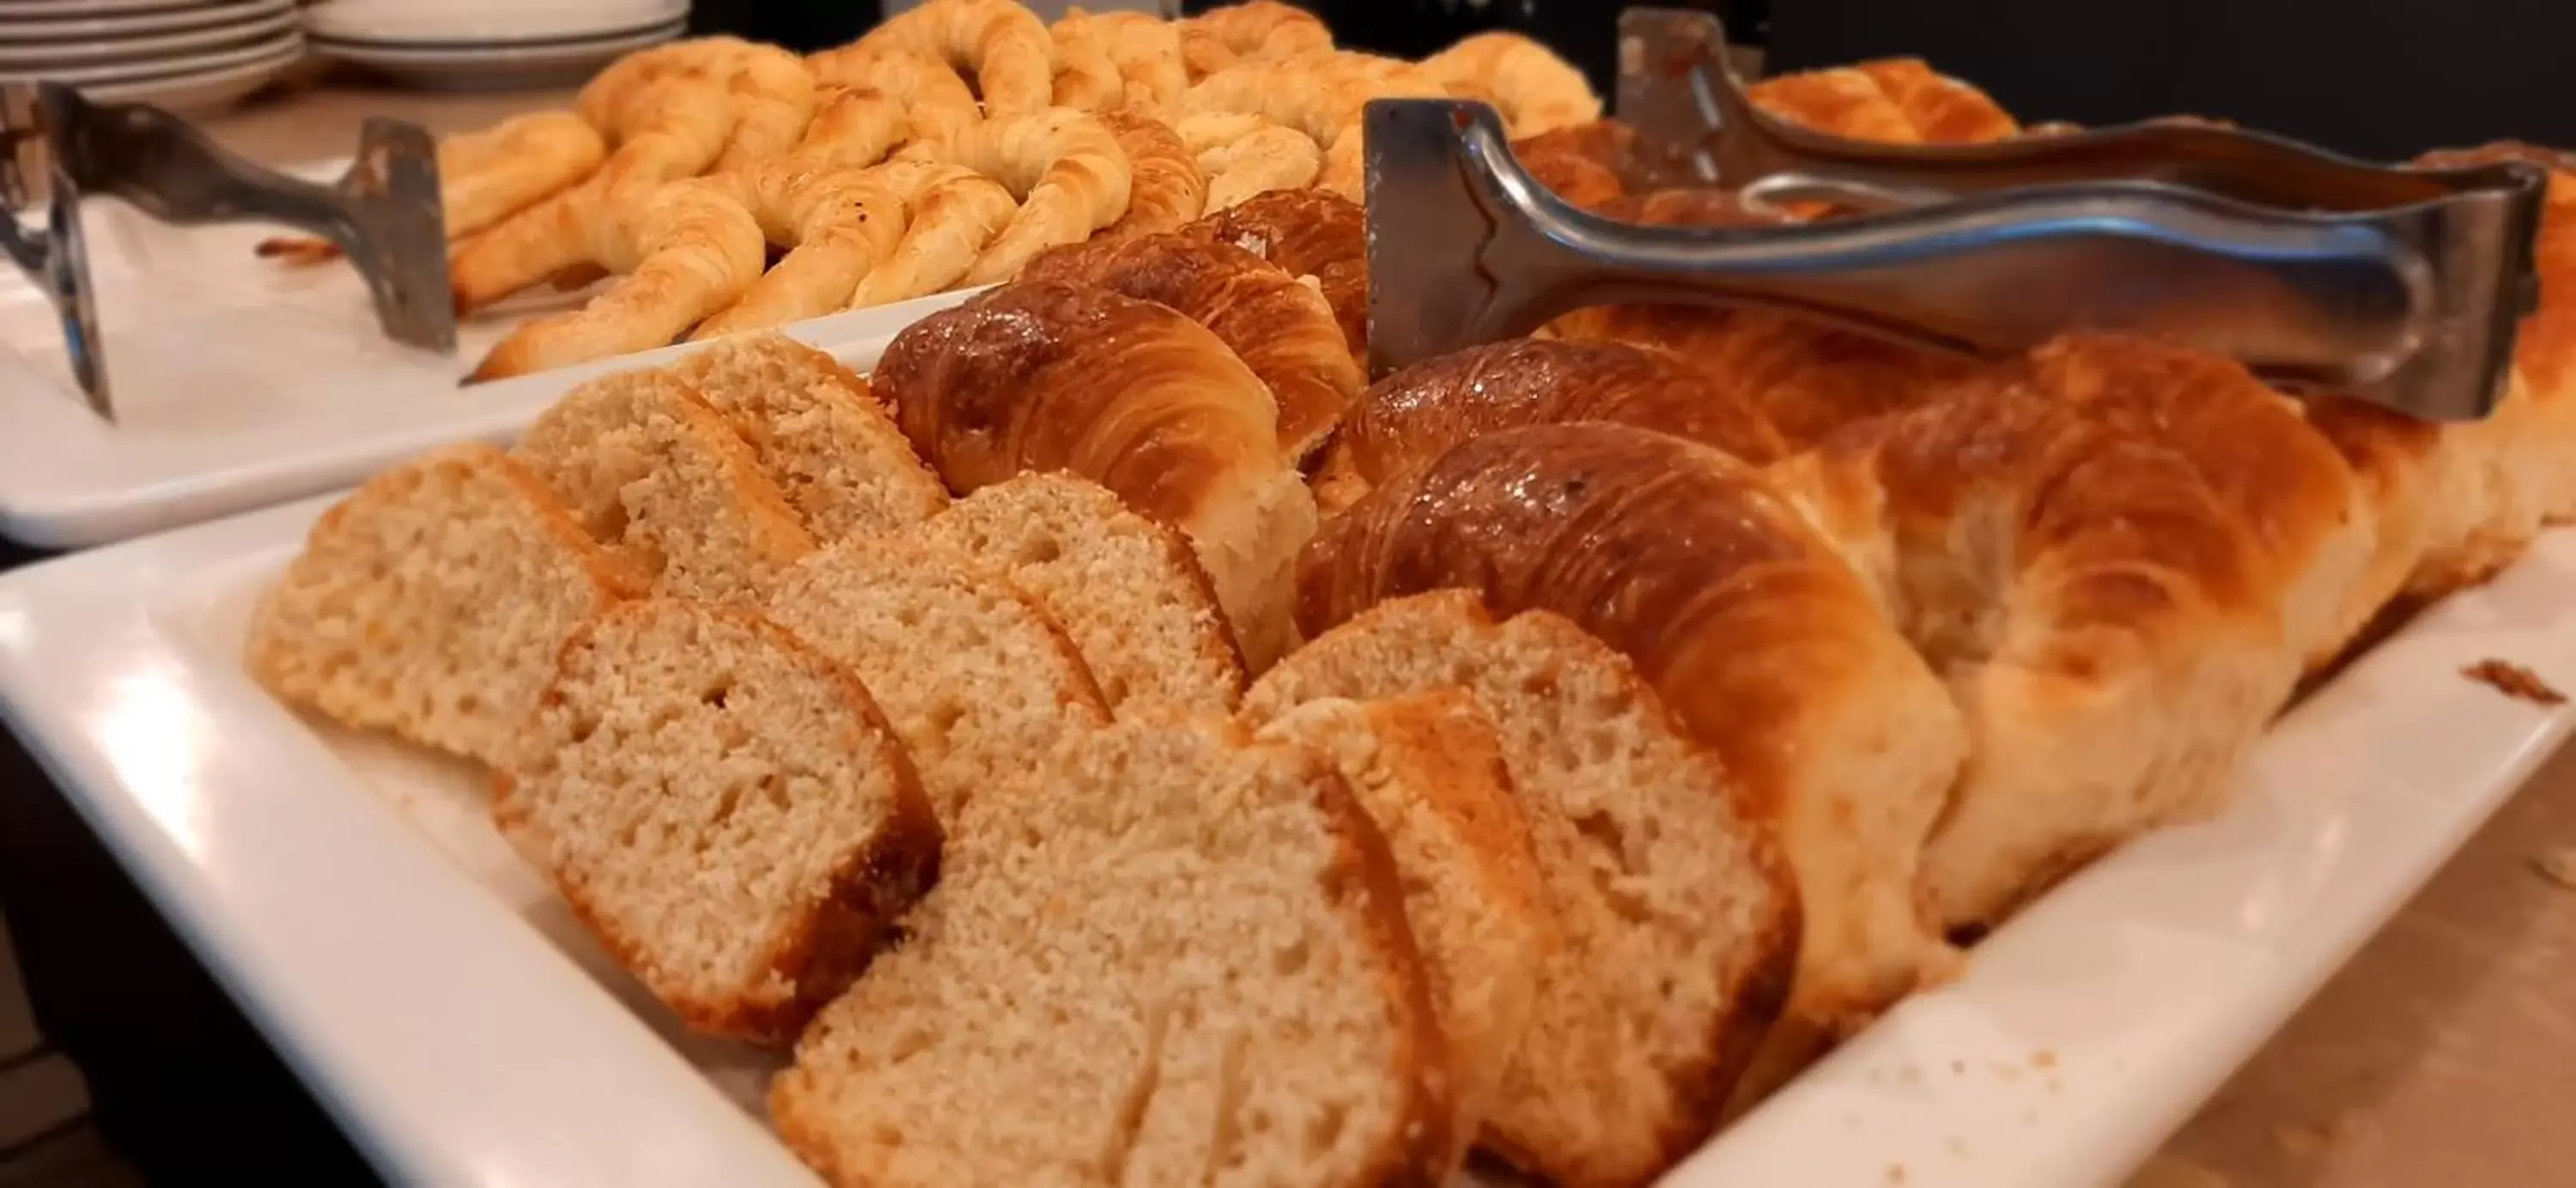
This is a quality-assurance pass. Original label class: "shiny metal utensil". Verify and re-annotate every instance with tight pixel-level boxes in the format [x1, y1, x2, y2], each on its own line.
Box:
[0, 82, 450, 421]
[1362, 95, 2544, 421]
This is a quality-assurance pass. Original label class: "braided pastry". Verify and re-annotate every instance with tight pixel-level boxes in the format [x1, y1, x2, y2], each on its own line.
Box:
[899, 107, 1134, 287]
[1176, 0, 1332, 81]
[853, 0, 1054, 119]
[1093, 108, 1206, 238]
[1020, 231, 1359, 461]
[1421, 31, 1602, 137]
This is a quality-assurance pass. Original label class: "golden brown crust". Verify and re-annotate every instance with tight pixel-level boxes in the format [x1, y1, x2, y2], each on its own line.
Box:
[1511, 119, 1637, 178]
[1747, 66, 1922, 143]
[1852, 58, 2020, 143]
[1185, 188, 1370, 357]
[1320, 337, 1789, 512]
[1019, 232, 1361, 460]
[1299, 423, 1880, 824]
[1517, 147, 1626, 209]
[1095, 107, 1208, 239]
[872, 281, 1282, 530]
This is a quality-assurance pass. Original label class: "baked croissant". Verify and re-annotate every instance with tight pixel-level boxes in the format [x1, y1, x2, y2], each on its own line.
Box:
[850, 0, 1053, 118]
[898, 107, 1135, 286]
[803, 45, 981, 145]
[1421, 31, 1603, 137]
[1185, 188, 1368, 357]
[1176, 0, 1332, 81]
[258, 112, 607, 266]
[1312, 337, 1790, 512]
[872, 281, 1319, 669]
[1848, 58, 2021, 143]
[468, 176, 765, 381]
[1297, 421, 1971, 1068]
[1093, 108, 1206, 238]
[1071, 9, 1187, 115]
[1765, 375, 2287, 930]
[1176, 111, 1324, 210]
[1018, 231, 1359, 461]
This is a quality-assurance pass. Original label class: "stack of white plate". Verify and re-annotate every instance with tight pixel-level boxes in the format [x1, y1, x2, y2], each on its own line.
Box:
[0, 0, 305, 113]
[306, 0, 687, 92]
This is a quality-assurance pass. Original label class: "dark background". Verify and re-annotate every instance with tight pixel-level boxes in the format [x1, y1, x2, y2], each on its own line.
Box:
[10, 0, 2576, 1182]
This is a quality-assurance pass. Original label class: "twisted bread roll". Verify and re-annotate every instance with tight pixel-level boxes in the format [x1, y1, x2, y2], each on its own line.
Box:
[899, 107, 1134, 286]
[1185, 188, 1367, 356]
[1093, 108, 1205, 238]
[1176, 0, 1332, 80]
[1176, 111, 1323, 210]
[1298, 422, 1970, 1080]
[469, 176, 764, 381]
[1313, 337, 1789, 512]
[1421, 31, 1603, 137]
[1767, 376, 2285, 930]
[1019, 231, 1358, 461]
[872, 282, 1319, 669]
[259, 112, 607, 266]
[851, 0, 1053, 118]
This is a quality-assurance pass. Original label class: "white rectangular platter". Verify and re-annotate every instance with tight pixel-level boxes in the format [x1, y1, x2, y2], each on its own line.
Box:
[0, 174, 984, 550]
[3, 499, 2573, 1186]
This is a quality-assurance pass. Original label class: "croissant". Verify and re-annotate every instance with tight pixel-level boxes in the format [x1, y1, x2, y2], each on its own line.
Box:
[1176, 111, 1323, 211]
[571, 36, 757, 132]
[1176, 0, 1332, 81]
[1093, 108, 1206, 238]
[258, 112, 607, 266]
[1312, 337, 1789, 512]
[1765, 374, 2287, 930]
[850, 0, 1053, 119]
[1045, 10, 1124, 110]
[1297, 421, 1970, 1068]
[872, 281, 1319, 669]
[803, 46, 980, 144]
[1421, 31, 1603, 137]
[1072, 9, 1187, 115]
[842, 167, 1016, 308]
[468, 176, 764, 381]
[1744, 66, 1924, 144]
[708, 41, 822, 172]
[1849, 58, 2021, 143]
[686, 161, 914, 339]
[1510, 118, 1637, 177]
[1184, 188, 1367, 357]
[899, 107, 1133, 286]
[1019, 231, 1359, 461]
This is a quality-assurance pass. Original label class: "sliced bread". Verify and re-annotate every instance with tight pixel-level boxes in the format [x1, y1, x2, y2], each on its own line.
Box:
[667, 333, 953, 541]
[771, 712, 1449, 1188]
[511, 368, 816, 603]
[763, 536, 1113, 825]
[492, 598, 941, 1046]
[1242, 591, 1798, 1188]
[914, 471, 1247, 713]
[246, 442, 645, 767]
[1253, 693, 1553, 1178]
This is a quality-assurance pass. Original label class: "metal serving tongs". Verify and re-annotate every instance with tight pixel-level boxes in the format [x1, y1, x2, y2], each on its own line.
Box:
[0, 81, 451, 421]
[1362, 8, 2549, 421]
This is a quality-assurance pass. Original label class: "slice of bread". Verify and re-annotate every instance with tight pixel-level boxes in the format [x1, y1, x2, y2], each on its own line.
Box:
[511, 368, 817, 603]
[914, 472, 1247, 713]
[492, 598, 941, 1046]
[771, 712, 1449, 1188]
[668, 334, 953, 541]
[1253, 693, 1553, 1178]
[246, 443, 645, 767]
[764, 536, 1112, 826]
[1242, 591, 1798, 1188]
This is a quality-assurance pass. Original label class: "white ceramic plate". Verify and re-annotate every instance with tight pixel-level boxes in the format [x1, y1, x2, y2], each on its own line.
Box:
[0, 30, 297, 84]
[75, 39, 295, 109]
[0, 0, 255, 19]
[0, 6, 296, 70]
[303, 0, 685, 45]
[0, 0, 288, 38]
[309, 21, 681, 88]
[0, 154, 987, 550]
[3, 470, 2572, 1187]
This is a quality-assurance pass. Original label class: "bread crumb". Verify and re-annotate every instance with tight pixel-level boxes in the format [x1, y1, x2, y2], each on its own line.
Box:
[2032, 1049, 2058, 1070]
[1950, 1058, 1968, 1076]
[2463, 658, 2566, 706]
[1886, 1164, 1907, 1184]
[2535, 846, 2576, 889]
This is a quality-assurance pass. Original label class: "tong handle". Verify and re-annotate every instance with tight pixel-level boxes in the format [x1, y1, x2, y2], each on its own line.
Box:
[51, 88, 367, 250]
[1618, 6, 2547, 214]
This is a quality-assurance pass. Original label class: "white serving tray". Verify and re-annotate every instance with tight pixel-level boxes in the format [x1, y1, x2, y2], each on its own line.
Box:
[3, 493, 2573, 1186]
[0, 173, 984, 550]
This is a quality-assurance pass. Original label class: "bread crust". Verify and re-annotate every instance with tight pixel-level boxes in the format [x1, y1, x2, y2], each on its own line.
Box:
[1185, 188, 1369, 357]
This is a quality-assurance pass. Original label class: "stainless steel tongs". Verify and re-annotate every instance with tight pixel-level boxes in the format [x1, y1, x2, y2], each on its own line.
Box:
[1360, 7, 2549, 421]
[0, 82, 451, 421]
